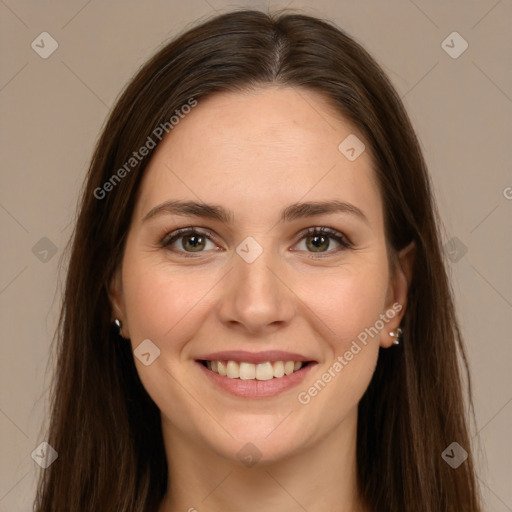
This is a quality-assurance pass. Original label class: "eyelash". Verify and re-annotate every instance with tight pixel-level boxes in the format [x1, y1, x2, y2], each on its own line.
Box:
[159, 226, 352, 259]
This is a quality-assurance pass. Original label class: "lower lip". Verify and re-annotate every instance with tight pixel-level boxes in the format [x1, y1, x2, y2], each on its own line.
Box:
[196, 361, 316, 398]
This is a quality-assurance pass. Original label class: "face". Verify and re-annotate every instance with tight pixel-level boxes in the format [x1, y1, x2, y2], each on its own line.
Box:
[109, 86, 410, 465]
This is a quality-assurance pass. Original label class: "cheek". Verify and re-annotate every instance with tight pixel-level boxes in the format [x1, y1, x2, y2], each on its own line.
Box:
[296, 264, 388, 403]
[294, 277, 385, 422]
[304, 264, 389, 348]
[121, 251, 216, 345]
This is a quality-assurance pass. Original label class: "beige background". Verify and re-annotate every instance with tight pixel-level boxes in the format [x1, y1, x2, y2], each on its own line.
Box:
[1, 0, 511, 510]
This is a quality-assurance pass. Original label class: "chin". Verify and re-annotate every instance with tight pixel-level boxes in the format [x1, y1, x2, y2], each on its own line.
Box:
[203, 418, 310, 467]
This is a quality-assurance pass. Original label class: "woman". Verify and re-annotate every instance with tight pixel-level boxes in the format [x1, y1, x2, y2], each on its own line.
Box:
[35, 9, 482, 512]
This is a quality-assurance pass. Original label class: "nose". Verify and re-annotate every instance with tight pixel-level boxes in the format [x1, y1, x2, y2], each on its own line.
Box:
[216, 246, 296, 336]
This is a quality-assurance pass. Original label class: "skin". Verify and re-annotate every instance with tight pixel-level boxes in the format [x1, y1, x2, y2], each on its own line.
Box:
[109, 86, 414, 512]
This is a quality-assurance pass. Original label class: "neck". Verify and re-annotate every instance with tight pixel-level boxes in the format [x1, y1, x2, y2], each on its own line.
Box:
[158, 408, 369, 512]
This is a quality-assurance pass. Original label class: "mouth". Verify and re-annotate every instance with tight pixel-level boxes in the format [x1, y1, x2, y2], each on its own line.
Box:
[194, 353, 317, 398]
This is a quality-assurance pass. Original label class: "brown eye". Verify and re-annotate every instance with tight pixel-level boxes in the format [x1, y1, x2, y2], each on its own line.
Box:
[294, 227, 352, 255]
[161, 228, 217, 255]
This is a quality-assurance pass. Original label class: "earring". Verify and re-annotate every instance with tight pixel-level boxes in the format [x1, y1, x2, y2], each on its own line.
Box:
[113, 318, 123, 337]
[389, 327, 403, 345]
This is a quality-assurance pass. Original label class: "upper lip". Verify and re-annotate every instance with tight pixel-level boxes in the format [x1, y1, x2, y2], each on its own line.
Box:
[195, 350, 315, 364]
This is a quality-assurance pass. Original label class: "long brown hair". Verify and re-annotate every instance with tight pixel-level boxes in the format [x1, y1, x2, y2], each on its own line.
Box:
[35, 9, 482, 511]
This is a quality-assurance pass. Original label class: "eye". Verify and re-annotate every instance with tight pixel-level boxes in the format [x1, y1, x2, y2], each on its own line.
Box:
[293, 226, 352, 256]
[160, 228, 218, 256]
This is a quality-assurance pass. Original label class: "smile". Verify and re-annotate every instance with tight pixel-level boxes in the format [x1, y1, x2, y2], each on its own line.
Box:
[196, 357, 317, 398]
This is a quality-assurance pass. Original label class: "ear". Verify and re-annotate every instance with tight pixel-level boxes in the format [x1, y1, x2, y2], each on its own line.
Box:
[381, 241, 415, 348]
[107, 266, 130, 338]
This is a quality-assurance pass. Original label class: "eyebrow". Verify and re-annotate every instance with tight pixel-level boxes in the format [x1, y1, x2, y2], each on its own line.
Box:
[142, 199, 368, 225]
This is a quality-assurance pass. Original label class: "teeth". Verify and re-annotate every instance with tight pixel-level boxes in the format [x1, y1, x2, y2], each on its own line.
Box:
[226, 360, 239, 379]
[217, 361, 227, 376]
[204, 360, 305, 380]
[273, 361, 285, 378]
[239, 362, 255, 380]
[256, 362, 274, 380]
[284, 361, 295, 375]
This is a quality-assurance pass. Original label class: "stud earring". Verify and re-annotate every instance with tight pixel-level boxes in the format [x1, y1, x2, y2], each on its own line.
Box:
[389, 327, 403, 345]
[113, 318, 123, 337]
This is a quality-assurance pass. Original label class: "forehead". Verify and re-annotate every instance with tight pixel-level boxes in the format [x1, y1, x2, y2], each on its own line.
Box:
[134, 86, 382, 227]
